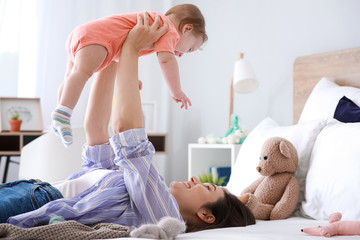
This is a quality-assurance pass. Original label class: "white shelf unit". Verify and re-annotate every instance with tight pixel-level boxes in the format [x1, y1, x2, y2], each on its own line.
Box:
[188, 144, 242, 180]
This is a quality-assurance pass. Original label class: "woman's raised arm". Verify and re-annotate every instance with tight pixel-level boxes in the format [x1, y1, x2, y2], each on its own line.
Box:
[112, 13, 168, 133]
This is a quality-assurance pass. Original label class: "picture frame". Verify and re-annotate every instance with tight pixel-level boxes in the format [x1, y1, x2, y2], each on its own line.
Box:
[0, 97, 43, 132]
[142, 101, 157, 133]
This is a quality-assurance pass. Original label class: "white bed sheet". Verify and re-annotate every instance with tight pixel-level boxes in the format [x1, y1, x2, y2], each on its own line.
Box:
[120, 217, 359, 240]
[175, 217, 359, 239]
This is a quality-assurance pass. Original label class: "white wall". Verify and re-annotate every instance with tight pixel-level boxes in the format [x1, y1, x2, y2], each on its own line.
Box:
[166, 0, 360, 183]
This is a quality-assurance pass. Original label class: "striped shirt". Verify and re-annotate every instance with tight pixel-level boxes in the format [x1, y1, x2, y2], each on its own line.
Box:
[8, 128, 183, 228]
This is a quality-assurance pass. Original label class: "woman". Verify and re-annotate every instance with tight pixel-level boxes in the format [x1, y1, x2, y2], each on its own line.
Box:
[1, 13, 255, 232]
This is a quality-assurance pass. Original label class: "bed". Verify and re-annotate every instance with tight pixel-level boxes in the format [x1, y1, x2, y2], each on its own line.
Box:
[174, 46, 360, 240]
[18, 47, 360, 239]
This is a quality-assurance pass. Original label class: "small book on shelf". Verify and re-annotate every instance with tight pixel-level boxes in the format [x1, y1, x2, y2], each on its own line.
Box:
[209, 166, 231, 186]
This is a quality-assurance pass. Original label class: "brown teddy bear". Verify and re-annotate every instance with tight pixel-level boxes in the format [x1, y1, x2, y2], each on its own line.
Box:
[238, 137, 300, 220]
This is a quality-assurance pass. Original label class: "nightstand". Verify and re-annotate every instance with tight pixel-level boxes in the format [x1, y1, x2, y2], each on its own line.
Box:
[188, 144, 241, 180]
[0, 131, 43, 183]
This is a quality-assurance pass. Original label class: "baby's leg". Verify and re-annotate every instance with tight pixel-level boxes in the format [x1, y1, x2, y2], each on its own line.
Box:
[52, 58, 73, 138]
[52, 45, 107, 147]
[56, 57, 73, 104]
[61, 45, 107, 109]
[84, 61, 118, 146]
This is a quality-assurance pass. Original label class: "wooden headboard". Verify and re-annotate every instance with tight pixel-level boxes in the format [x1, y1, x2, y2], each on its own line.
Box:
[293, 47, 360, 123]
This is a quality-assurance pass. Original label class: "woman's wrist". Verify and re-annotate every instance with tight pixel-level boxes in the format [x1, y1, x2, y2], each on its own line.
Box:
[122, 39, 142, 54]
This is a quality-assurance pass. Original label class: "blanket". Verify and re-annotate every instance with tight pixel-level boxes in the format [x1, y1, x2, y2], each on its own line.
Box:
[0, 221, 130, 240]
[0, 216, 186, 240]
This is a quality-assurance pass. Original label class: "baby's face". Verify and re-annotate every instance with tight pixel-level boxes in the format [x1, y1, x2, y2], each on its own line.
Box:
[174, 33, 203, 57]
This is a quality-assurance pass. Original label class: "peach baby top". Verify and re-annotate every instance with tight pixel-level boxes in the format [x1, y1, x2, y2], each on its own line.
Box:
[66, 12, 179, 72]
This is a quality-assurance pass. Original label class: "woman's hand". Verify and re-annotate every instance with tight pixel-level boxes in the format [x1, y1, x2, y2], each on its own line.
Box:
[124, 12, 168, 52]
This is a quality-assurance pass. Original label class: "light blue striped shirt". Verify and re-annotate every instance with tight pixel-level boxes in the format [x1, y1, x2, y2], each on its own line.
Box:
[8, 128, 183, 228]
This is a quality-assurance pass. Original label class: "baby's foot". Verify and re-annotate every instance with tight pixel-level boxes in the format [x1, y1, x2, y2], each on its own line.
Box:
[51, 105, 73, 147]
[329, 212, 342, 223]
[320, 226, 332, 237]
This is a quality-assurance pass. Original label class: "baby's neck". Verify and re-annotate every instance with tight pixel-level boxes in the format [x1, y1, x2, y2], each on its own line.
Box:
[166, 14, 180, 34]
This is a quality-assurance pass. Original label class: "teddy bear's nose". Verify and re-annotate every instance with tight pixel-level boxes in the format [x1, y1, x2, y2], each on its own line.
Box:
[256, 166, 261, 172]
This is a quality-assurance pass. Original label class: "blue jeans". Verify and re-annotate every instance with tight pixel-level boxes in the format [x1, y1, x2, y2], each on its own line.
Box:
[0, 179, 63, 223]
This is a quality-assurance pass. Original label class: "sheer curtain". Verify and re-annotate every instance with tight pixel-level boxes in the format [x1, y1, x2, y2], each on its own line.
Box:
[0, 0, 22, 97]
[0, 0, 43, 97]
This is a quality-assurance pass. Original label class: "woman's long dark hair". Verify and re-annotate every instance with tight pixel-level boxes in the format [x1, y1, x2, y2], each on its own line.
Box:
[186, 190, 256, 233]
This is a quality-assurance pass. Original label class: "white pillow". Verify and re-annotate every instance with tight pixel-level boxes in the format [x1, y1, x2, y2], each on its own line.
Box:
[301, 119, 360, 220]
[298, 77, 360, 123]
[226, 117, 326, 215]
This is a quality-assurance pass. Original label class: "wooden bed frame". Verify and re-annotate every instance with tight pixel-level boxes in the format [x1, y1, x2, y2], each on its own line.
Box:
[293, 47, 360, 123]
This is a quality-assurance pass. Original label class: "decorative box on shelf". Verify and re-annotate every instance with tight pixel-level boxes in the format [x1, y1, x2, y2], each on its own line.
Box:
[188, 143, 242, 180]
[147, 133, 168, 154]
[0, 131, 43, 183]
[0, 131, 43, 155]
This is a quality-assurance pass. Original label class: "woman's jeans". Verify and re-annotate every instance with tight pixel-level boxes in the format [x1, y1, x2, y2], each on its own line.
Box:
[0, 179, 63, 223]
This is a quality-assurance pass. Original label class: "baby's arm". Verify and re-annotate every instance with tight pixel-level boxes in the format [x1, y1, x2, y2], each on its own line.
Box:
[157, 52, 191, 109]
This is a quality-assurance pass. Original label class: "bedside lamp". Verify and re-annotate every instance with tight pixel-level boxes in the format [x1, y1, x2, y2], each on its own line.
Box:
[233, 53, 258, 94]
[225, 53, 258, 137]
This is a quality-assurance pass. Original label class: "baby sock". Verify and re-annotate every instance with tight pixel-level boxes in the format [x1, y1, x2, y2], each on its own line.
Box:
[51, 105, 73, 147]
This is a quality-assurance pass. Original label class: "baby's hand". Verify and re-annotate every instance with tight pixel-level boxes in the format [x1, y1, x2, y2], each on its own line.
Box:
[171, 91, 192, 110]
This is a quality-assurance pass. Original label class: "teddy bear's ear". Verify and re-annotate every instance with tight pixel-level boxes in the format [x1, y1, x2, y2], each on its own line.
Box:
[279, 141, 292, 158]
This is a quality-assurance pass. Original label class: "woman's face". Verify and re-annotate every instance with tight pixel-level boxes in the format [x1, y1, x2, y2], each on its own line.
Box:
[170, 176, 225, 218]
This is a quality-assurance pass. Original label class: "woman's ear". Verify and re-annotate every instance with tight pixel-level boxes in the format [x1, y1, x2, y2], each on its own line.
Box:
[181, 24, 193, 34]
[196, 207, 215, 224]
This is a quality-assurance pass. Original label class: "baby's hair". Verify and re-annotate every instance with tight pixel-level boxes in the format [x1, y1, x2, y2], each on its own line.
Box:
[165, 4, 208, 42]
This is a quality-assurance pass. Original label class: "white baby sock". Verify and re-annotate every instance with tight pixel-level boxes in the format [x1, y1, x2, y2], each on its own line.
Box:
[51, 105, 73, 147]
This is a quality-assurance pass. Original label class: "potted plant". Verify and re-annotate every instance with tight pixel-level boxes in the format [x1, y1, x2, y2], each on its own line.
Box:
[9, 113, 22, 132]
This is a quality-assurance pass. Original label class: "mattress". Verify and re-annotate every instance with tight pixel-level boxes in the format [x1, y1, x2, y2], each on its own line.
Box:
[174, 217, 359, 240]
[119, 217, 359, 239]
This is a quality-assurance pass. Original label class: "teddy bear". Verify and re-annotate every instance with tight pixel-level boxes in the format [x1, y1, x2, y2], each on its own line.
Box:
[238, 137, 300, 220]
[301, 212, 360, 237]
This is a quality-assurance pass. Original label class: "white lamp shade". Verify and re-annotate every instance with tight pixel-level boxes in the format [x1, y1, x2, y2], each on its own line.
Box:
[233, 58, 258, 93]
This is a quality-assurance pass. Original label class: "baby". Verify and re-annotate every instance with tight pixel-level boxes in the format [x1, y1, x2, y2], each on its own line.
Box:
[51, 4, 207, 147]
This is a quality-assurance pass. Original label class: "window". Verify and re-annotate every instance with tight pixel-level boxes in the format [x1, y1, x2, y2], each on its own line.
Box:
[0, 0, 38, 97]
[0, 0, 21, 96]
